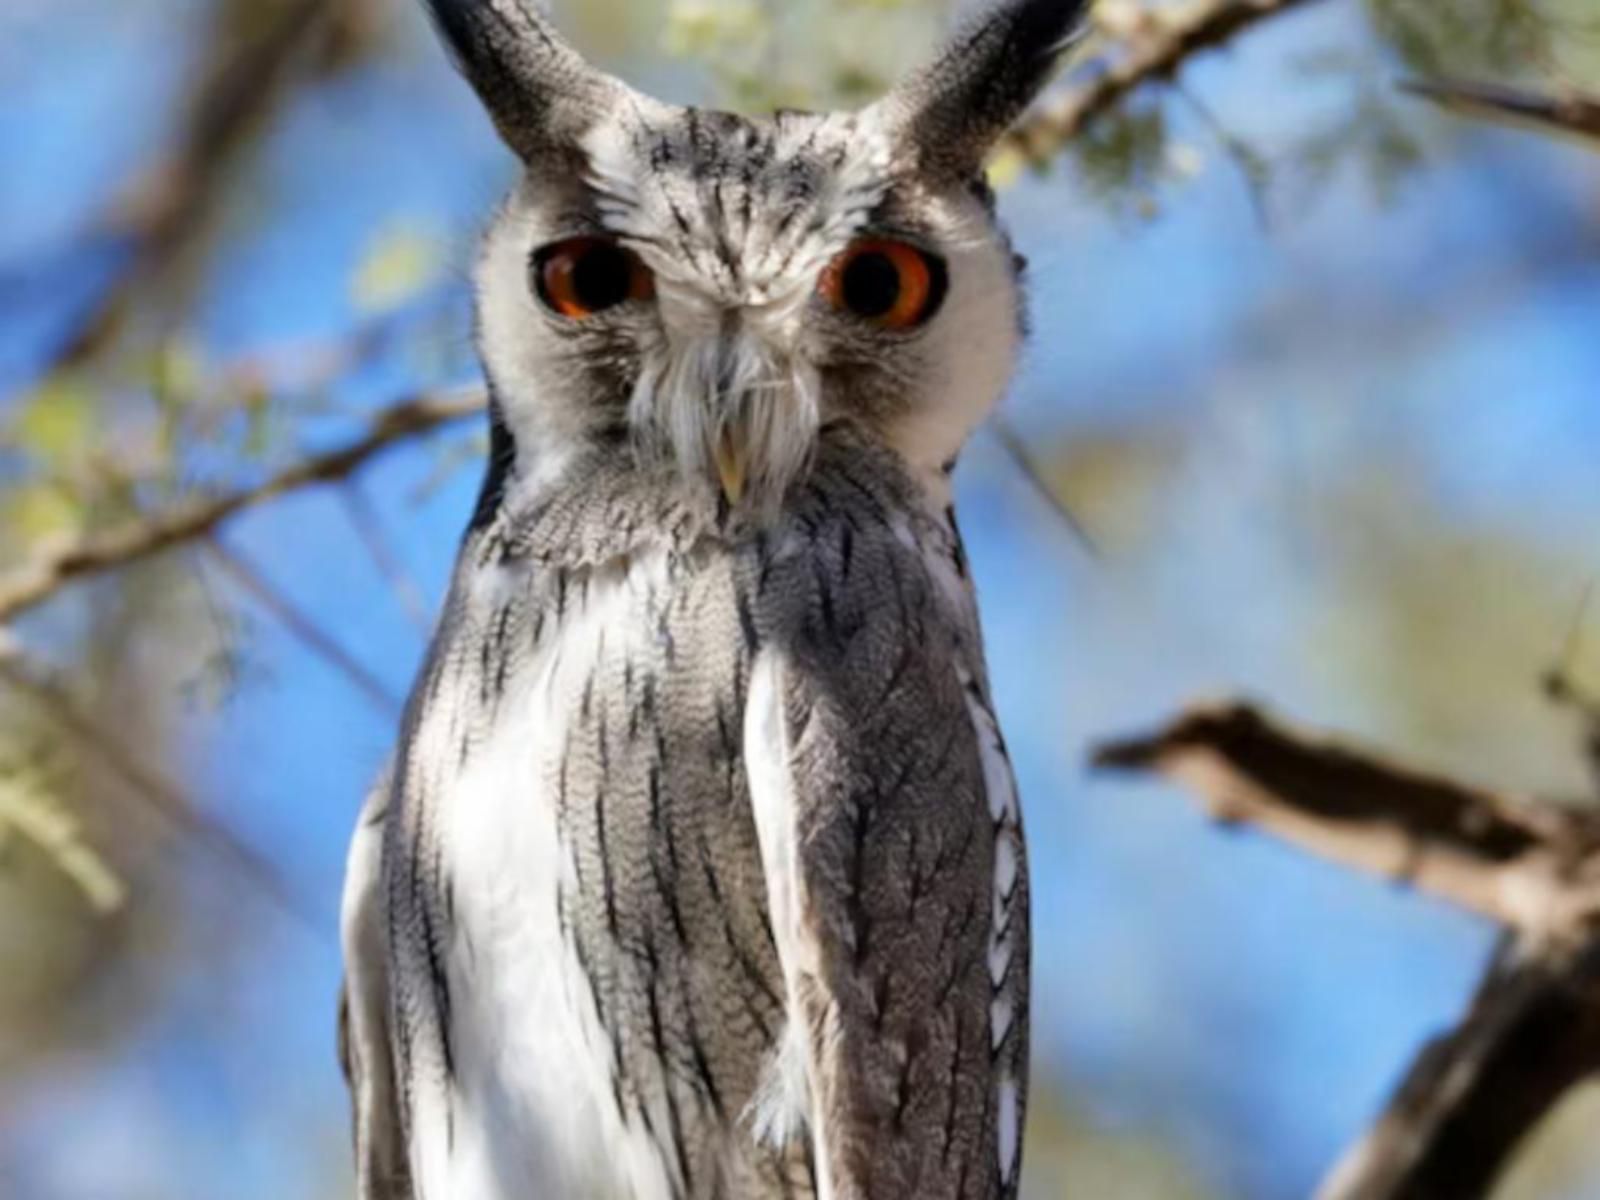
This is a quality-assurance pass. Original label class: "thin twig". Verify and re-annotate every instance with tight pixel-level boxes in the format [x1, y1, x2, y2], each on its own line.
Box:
[1173, 79, 1274, 229]
[987, 417, 1102, 560]
[1401, 78, 1600, 143]
[204, 538, 402, 716]
[1542, 580, 1600, 802]
[340, 483, 435, 636]
[1006, 0, 1330, 165]
[0, 388, 484, 625]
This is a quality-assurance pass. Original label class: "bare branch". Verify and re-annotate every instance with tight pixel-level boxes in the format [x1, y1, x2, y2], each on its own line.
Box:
[1093, 702, 1600, 933]
[1096, 698, 1600, 1196]
[1402, 78, 1600, 143]
[47, 0, 382, 373]
[1005, 0, 1329, 164]
[1318, 934, 1600, 1200]
[0, 388, 484, 625]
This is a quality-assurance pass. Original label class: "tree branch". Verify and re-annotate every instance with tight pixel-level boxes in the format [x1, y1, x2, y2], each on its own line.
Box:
[0, 389, 484, 625]
[1402, 78, 1600, 143]
[47, 0, 381, 372]
[1317, 933, 1600, 1200]
[1095, 699, 1600, 1197]
[1093, 702, 1600, 933]
[1005, 0, 1329, 164]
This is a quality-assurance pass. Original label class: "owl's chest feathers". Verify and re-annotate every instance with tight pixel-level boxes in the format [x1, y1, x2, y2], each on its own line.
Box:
[411, 533, 783, 1194]
[424, 542, 773, 1197]
[402, 470, 986, 1195]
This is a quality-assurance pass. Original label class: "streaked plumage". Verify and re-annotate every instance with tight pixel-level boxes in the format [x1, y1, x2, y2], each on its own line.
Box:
[340, 2, 1086, 1197]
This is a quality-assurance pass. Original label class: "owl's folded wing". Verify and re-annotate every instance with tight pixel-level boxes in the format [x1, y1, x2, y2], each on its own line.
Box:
[339, 774, 413, 1200]
[743, 603, 1026, 1200]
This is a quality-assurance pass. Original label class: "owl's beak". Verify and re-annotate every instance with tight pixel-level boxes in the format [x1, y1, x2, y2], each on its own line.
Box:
[714, 427, 748, 505]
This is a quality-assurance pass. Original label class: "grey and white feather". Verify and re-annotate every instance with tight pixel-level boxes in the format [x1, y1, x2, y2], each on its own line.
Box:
[340, 1, 1086, 1196]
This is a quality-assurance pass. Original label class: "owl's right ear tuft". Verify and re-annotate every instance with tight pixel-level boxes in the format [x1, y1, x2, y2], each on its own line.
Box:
[873, 0, 1092, 179]
[421, 0, 626, 160]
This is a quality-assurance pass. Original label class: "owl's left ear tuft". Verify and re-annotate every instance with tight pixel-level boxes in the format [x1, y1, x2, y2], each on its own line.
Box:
[872, 0, 1092, 178]
[420, 0, 629, 161]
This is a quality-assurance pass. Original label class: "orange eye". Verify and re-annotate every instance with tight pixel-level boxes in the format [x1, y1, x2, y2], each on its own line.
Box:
[533, 237, 655, 319]
[819, 238, 947, 330]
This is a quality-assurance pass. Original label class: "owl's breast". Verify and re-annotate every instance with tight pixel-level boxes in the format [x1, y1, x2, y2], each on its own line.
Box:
[417, 543, 798, 1198]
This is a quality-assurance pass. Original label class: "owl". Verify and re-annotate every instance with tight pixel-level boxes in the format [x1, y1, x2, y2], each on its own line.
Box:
[339, 1, 1085, 1197]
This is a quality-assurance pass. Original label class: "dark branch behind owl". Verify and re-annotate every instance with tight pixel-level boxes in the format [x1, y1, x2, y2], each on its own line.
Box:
[876, 0, 1093, 177]
[419, 0, 626, 160]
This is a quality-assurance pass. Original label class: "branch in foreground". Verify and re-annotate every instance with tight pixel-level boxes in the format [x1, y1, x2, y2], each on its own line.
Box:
[0, 389, 484, 625]
[1093, 702, 1600, 933]
[1095, 699, 1600, 1198]
[1402, 78, 1600, 143]
[1317, 934, 1600, 1200]
[1006, 0, 1328, 163]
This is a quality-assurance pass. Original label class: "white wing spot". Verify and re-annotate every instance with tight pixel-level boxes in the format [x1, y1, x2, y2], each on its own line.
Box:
[959, 664, 1026, 1183]
[996, 1073, 1022, 1184]
[989, 996, 1013, 1052]
[995, 832, 1017, 898]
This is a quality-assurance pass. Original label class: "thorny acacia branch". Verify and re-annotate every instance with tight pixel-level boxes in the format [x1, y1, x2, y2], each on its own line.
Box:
[1096, 700, 1600, 1198]
[0, 389, 483, 626]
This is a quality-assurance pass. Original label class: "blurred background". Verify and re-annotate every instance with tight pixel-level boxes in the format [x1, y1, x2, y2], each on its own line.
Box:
[1, 0, 1598, 1196]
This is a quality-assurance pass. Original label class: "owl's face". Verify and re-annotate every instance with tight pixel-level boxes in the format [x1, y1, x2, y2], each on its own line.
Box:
[432, 0, 1085, 512]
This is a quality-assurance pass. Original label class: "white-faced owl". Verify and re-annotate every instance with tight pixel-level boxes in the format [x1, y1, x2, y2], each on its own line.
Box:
[339, 2, 1087, 1197]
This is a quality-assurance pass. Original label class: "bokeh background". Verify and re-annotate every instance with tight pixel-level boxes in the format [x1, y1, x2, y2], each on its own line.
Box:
[2, 0, 1599, 1196]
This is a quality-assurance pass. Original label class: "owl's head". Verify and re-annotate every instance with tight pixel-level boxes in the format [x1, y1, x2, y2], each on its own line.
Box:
[429, 0, 1086, 512]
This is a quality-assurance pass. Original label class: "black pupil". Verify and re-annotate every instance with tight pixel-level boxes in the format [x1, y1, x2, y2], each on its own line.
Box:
[568, 243, 632, 311]
[841, 252, 904, 319]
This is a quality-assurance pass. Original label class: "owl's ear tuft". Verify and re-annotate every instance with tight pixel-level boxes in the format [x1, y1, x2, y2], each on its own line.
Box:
[421, 0, 626, 160]
[873, 0, 1092, 178]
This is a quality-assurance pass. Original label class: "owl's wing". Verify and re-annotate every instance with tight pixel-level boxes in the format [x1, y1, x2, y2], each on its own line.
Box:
[744, 580, 1026, 1200]
[339, 773, 413, 1200]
